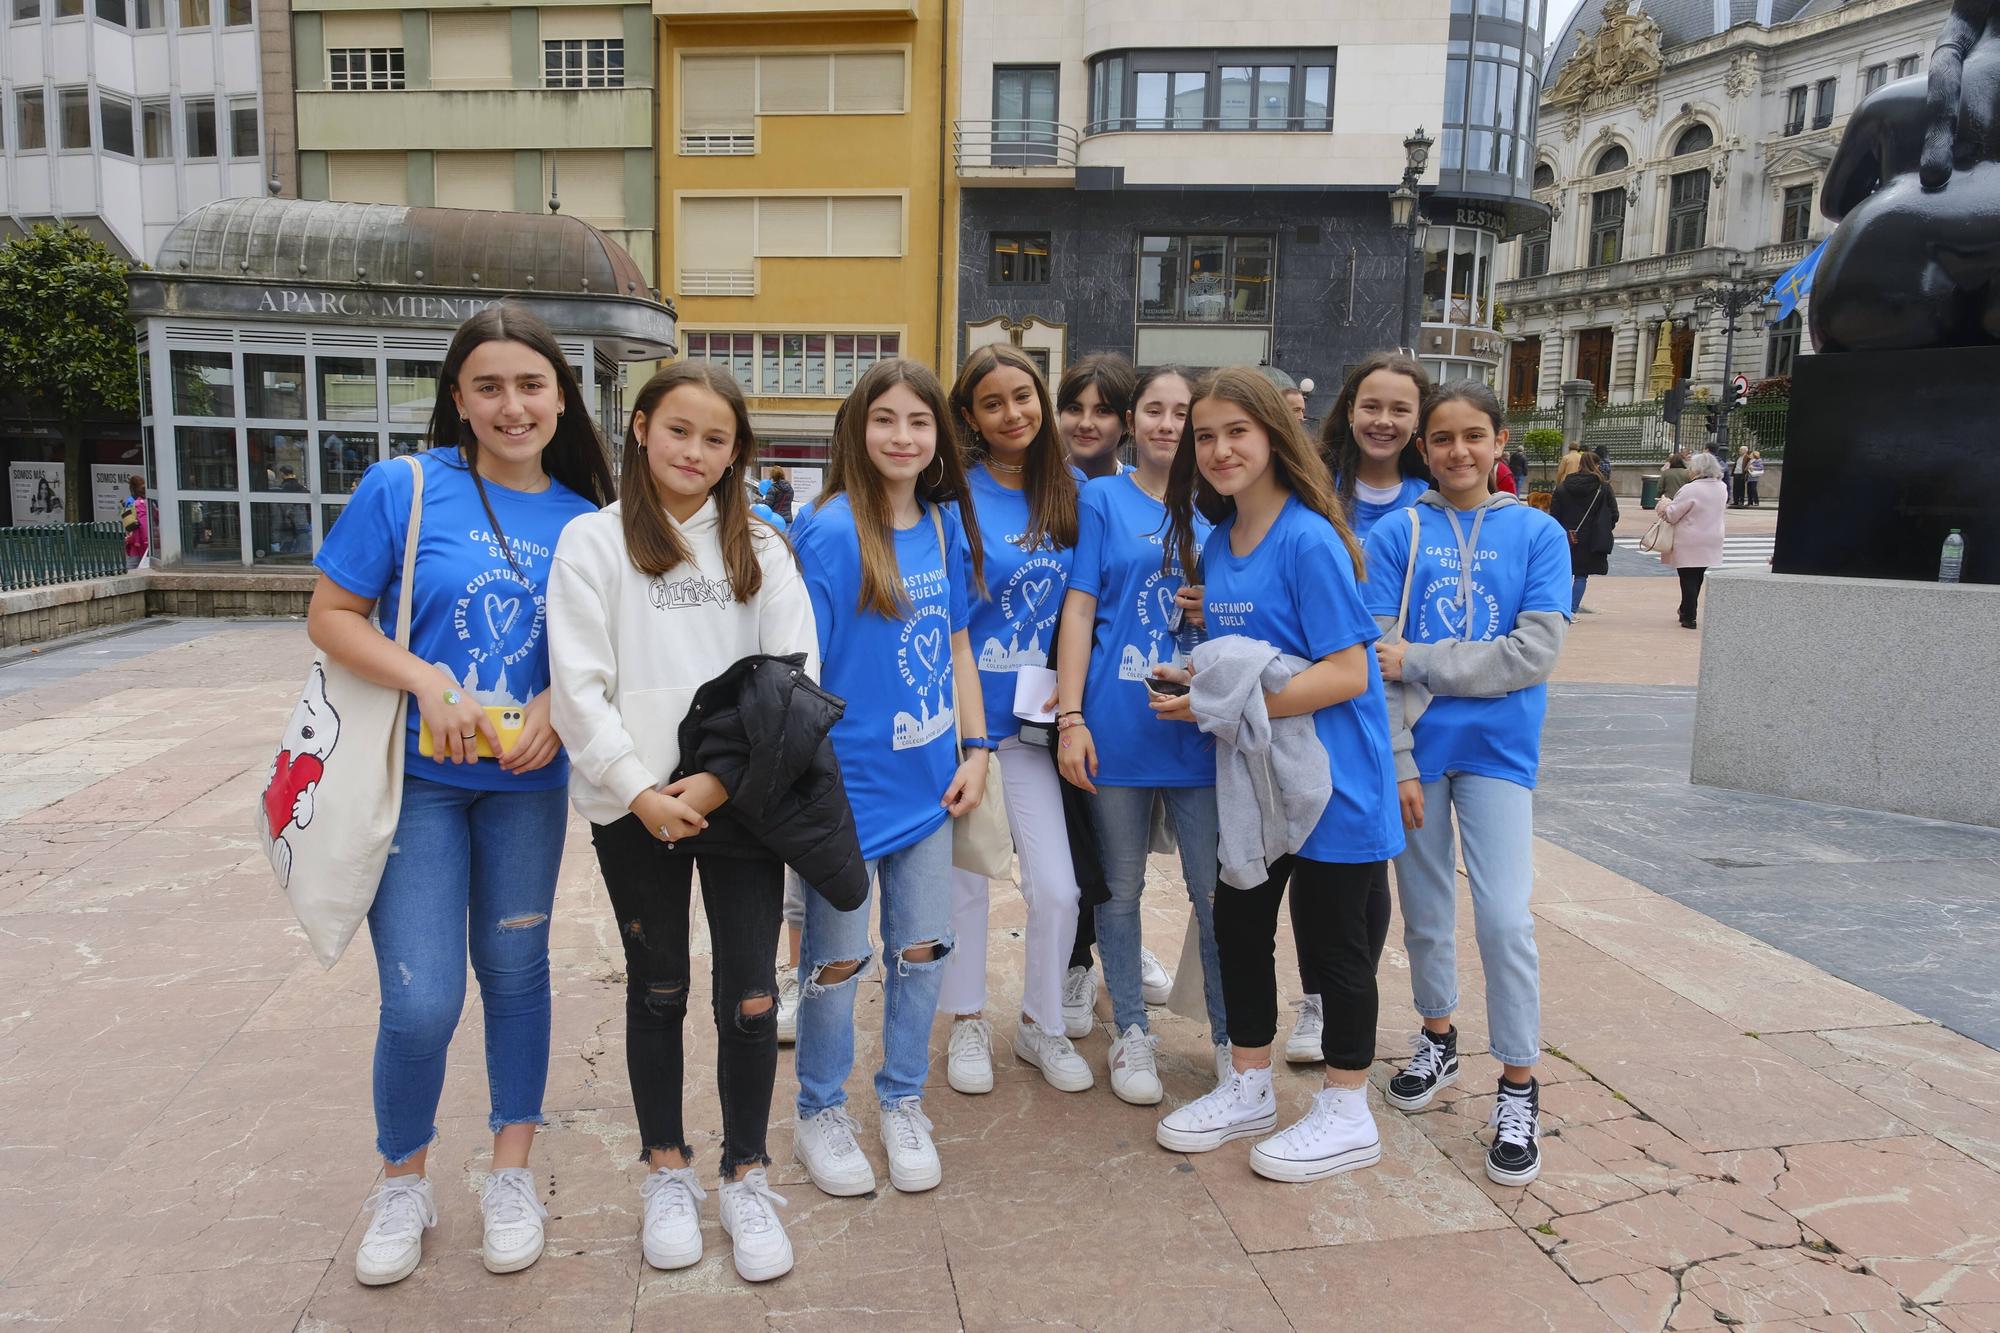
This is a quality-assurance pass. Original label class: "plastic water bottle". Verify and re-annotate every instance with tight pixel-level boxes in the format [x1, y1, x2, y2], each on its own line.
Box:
[1939, 530, 1964, 583]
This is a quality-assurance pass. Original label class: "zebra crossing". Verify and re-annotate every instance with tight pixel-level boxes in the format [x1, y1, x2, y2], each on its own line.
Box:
[1615, 533, 1776, 570]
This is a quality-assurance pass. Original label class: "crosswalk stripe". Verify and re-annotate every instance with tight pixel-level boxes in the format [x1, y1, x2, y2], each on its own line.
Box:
[1616, 535, 1774, 568]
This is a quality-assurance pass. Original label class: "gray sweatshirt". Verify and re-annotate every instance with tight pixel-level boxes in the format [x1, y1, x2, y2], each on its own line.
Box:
[1375, 490, 1570, 784]
[1188, 634, 1333, 890]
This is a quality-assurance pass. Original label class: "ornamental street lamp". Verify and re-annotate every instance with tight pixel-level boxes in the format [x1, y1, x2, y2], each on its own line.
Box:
[1392, 127, 1435, 353]
[1694, 251, 1768, 456]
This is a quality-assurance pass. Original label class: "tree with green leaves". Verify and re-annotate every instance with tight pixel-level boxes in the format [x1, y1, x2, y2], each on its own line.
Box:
[0, 222, 140, 521]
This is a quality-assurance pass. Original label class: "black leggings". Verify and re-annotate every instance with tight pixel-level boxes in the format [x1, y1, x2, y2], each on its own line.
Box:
[1215, 856, 1383, 1071]
[1293, 860, 1390, 996]
[1678, 567, 1708, 625]
[590, 816, 783, 1174]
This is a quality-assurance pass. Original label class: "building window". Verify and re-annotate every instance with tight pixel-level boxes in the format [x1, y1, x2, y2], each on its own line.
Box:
[991, 233, 1051, 284]
[15, 89, 45, 151]
[1897, 55, 1921, 78]
[682, 331, 901, 398]
[1521, 230, 1549, 278]
[1088, 50, 1334, 133]
[1137, 234, 1274, 324]
[56, 0, 79, 14]
[992, 65, 1059, 164]
[229, 98, 257, 159]
[1441, 40, 1534, 177]
[57, 87, 91, 150]
[678, 194, 905, 294]
[1672, 123, 1713, 156]
[1784, 85, 1807, 135]
[222, 0, 246, 24]
[1588, 187, 1624, 267]
[1532, 161, 1555, 190]
[1813, 78, 1837, 128]
[131, 0, 160, 29]
[754, 51, 906, 114]
[94, 0, 124, 27]
[1665, 169, 1709, 253]
[13, 0, 40, 19]
[139, 99, 171, 159]
[543, 38, 624, 89]
[1780, 184, 1813, 243]
[328, 49, 406, 92]
[177, 0, 206, 26]
[1766, 311, 1802, 377]
[1590, 143, 1627, 175]
[100, 92, 134, 156]
[1863, 63, 1888, 95]
[1421, 225, 1499, 327]
[184, 97, 216, 158]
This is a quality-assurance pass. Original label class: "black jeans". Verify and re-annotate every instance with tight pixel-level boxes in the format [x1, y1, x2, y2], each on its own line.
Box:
[1730, 473, 1748, 506]
[1678, 567, 1707, 625]
[1292, 860, 1390, 997]
[1215, 856, 1383, 1071]
[590, 815, 783, 1174]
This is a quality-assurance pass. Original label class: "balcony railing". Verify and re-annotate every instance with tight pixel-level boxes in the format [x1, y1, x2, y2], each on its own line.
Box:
[1757, 239, 1813, 270]
[1499, 245, 1741, 302]
[953, 120, 1081, 172]
[1082, 113, 1332, 135]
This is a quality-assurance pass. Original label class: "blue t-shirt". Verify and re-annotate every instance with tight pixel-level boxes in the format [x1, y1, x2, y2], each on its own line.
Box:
[955, 464, 1075, 741]
[1069, 474, 1215, 788]
[1361, 500, 1572, 789]
[794, 493, 974, 862]
[1068, 460, 1132, 483]
[1205, 497, 1404, 864]
[1346, 477, 1432, 545]
[316, 448, 597, 791]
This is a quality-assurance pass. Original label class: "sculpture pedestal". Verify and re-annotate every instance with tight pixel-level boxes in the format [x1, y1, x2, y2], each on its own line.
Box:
[1773, 346, 2000, 584]
[1692, 569, 2000, 828]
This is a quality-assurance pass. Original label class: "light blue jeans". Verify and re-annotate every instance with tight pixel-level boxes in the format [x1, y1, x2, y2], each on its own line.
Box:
[367, 775, 569, 1164]
[1392, 772, 1541, 1068]
[1089, 785, 1228, 1042]
[1570, 574, 1590, 614]
[796, 822, 955, 1114]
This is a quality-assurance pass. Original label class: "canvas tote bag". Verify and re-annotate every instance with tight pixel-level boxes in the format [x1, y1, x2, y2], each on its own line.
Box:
[257, 454, 424, 968]
[928, 504, 1014, 878]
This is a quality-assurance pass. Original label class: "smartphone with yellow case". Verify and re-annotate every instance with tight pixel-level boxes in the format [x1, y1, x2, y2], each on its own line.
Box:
[419, 704, 527, 759]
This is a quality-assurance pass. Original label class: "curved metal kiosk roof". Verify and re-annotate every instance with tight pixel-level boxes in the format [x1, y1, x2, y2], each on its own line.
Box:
[130, 198, 676, 359]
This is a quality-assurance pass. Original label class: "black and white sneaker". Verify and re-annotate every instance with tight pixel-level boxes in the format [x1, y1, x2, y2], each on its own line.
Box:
[1485, 1078, 1541, 1186]
[1385, 1027, 1459, 1111]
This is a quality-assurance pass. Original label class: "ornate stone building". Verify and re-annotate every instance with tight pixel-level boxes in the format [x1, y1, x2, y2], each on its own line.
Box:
[1498, 0, 1948, 409]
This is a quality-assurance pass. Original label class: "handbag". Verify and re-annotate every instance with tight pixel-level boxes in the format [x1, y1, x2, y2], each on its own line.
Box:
[930, 504, 1014, 879]
[257, 454, 424, 968]
[1639, 510, 1677, 556]
[1565, 485, 1600, 547]
[1383, 508, 1433, 731]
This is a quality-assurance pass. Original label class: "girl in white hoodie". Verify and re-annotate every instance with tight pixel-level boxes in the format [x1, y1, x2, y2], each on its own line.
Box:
[548, 361, 816, 1284]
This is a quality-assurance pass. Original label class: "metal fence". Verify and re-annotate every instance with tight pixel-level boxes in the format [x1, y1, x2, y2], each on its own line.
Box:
[0, 522, 129, 591]
[1506, 396, 1790, 491]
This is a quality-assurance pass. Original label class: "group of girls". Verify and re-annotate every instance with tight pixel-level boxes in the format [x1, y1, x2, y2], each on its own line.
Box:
[306, 302, 1572, 1292]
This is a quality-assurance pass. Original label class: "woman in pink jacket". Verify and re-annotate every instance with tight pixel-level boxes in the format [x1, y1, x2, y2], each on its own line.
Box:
[1658, 453, 1727, 628]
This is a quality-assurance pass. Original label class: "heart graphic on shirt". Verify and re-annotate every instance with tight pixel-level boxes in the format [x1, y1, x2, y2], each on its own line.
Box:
[913, 627, 943, 675]
[1021, 577, 1053, 618]
[484, 592, 523, 641]
[1153, 585, 1179, 627]
[1432, 596, 1468, 639]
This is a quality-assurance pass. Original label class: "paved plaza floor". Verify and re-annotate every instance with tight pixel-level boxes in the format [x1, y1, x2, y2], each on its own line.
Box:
[2, 544, 1997, 1331]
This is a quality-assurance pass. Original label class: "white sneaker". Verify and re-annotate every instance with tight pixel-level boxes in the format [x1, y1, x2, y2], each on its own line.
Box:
[1014, 1023, 1094, 1092]
[1156, 1065, 1278, 1153]
[1139, 948, 1173, 1006]
[718, 1167, 794, 1282]
[1250, 1085, 1383, 1183]
[947, 1017, 995, 1095]
[1060, 964, 1098, 1039]
[639, 1165, 707, 1270]
[1107, 1024, 1163, 1105]
[793, 1106, 876, 1197]
[1214, 1040, 1234, 1085]
[1284, 995, 1325, 1064]
[775, 965, 800, 1045]
[878, 1098, 942, 1193]
[354, 1175, 437, 1286]
[480, 1166, 548, 1274]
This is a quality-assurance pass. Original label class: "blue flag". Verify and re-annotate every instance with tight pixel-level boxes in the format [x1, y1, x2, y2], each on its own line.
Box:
[1764, 238, 1828, 322]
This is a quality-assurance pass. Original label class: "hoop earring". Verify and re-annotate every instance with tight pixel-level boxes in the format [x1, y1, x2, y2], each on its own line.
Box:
[723, 464, 734, 477]
[923, 454, 946, 487]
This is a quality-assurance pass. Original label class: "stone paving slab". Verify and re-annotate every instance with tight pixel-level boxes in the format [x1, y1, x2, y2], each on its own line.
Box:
[0, 617, 1996, 1332]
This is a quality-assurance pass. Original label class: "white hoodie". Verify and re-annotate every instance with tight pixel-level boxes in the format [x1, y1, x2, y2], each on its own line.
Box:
[547, 498, 819, 825]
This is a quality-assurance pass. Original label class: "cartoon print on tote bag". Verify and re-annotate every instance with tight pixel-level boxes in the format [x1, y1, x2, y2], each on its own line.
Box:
[263, 662, 341, 889]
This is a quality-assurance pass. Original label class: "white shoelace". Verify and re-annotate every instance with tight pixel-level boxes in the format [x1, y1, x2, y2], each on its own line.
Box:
[810, 1107, 866, 1160]
[1403, 1031, 1449, 1081]
[722, 1168, 788, 1239]
[1178, 1070, 1264, 1127]
[482, 1169, 548, 1230]
[363, 1179, 436, 1244]
[951, 1017, 992, 1059]
[1037, 1027, 1082, 1060]
[1114, 1027, 1159, 1074]
[1292, 996, 1324, 1028]
[882, 1098, 935, 1152]
[640, 1165, 707, 1227]
[1062, 967, 1093, 1008]
[1490, 1091, 1538, 1148]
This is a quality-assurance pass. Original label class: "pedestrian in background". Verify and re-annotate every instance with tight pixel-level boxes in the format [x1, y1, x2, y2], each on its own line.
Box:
[1731, 446, 1752, 508]
[1549, 450, 1618, 614]
[1747, 449, 1765, 507]
[1659, 452, 1692, 501]
[765, 466, 793, 522]
[122, 475, 151, 571]
[1658, 452, 1727, 629]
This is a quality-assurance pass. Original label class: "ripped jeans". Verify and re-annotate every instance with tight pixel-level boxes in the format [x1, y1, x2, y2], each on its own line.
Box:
[796, 821, 954, 1116]
[590, 816, 783, 1175]
[367, 775, 567, 1165]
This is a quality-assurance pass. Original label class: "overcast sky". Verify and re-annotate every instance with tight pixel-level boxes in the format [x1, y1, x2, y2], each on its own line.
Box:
[1546, 0, 1589, 52]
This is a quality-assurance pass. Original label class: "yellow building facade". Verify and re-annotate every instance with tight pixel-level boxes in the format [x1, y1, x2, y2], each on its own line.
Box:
[655, 0, 956, 475]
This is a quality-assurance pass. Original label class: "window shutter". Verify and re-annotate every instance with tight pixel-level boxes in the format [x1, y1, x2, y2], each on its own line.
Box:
[830, 196, 901, 256]
[430, 11, 513, 90]
[757, 196, 831, 255]
[680, 197, 756, 270]
[552, 150, 624, 226]
[758, 54, 831, 113]
[433, 151, 515, 211]
[331, 151, 409, 205]
[832, 52, 906, 113]
[539, 5, 620, 39]
[682, 55, 756, 133]
[321, 9, 402, 48]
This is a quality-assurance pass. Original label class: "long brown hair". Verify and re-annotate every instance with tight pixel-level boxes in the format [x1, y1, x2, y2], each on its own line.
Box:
[951, 343, 1077, 554]
[1166, 366, 1363, 584]
[1320, 351, 1434, 503]
[617, 360, 764, 598]
[824, 358, 986, 618]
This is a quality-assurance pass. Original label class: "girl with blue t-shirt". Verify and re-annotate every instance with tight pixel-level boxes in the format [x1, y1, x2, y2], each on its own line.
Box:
[1153, 367, 1404, 1186]
[1361, 379, 1571, 1190]
[936, 344, 1094, 1099]
[790, 359, 991, 1201]
[307, 305, 613, 1286]
[1053, 366, 1229, 1106]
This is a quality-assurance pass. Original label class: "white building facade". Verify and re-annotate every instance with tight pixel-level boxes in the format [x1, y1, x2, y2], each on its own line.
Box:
[1497, 0, 1947, 410]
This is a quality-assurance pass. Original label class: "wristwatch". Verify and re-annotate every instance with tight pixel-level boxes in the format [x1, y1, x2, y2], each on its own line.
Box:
[961, 735, 998, 751]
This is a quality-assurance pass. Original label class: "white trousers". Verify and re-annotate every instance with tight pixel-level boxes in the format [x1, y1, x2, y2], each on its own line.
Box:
[937, 736, 1082, 1033]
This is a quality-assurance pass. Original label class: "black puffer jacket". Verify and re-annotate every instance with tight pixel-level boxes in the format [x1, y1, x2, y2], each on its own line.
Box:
[669, 653, 867, 911]
[1549, 472, 1619, 577]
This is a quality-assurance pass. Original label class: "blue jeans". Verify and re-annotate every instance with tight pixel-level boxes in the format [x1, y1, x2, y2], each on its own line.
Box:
[367, 775, 568, 1164]
[1570, 574, 1589, 614]
[796, 822, 954, 1115]
[1392, 773, 1541, 1068]
[1089, 785, 1228, 1041]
